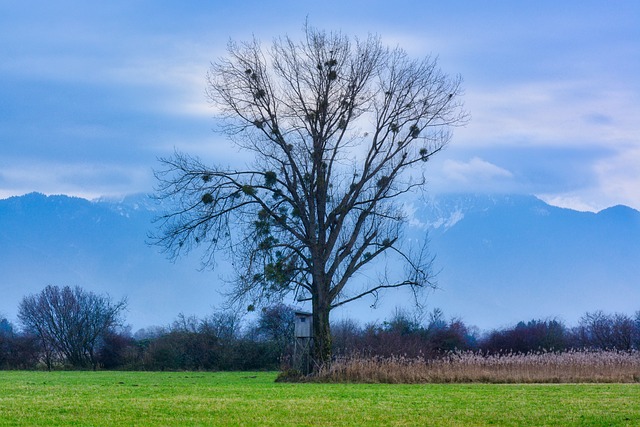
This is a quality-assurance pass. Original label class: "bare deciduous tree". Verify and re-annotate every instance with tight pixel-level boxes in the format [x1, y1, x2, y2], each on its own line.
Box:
[18, 285, 127, 369]
[256, 303, 296, 355]
[154, 24, 467, 368]
[577, 311, 636, 350]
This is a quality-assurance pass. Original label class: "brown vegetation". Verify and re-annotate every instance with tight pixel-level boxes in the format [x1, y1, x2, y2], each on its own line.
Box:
[312, 350, 640, 384]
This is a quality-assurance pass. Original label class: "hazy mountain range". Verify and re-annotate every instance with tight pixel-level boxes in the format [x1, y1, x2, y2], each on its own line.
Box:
[1, 192, 638, 331]
[414, 194, 640, 329]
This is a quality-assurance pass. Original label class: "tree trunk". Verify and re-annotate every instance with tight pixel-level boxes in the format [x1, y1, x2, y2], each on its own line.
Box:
[312, 292, 332, 372]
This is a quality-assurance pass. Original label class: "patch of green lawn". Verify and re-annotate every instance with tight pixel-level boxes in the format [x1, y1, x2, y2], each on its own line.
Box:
[0, 371, 638, 426]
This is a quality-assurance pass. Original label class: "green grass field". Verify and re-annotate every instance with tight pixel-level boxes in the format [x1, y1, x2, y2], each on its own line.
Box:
[1, 371, 639, 426]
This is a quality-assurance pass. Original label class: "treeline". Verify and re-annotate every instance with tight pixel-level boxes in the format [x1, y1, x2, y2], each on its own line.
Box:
[333, 308, 640, 358]
[0, 286, 295, 371]
[1, 286, 640, 370]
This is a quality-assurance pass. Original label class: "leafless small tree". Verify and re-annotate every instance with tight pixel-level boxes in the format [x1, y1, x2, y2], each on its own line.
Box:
[18, 285, 127, 369]
[153, 24, 467, 368]
[576, 311, 636, 350]
[256, 304, 296, 354]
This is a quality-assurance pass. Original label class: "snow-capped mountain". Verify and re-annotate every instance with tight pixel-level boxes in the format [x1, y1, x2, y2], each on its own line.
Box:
[1, 192, 639, 330]
[408, 194, 640, 329]
[0, 192, 225, 329]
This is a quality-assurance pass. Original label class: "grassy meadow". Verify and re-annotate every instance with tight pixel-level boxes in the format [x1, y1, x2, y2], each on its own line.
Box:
[1, 371, 639, 426]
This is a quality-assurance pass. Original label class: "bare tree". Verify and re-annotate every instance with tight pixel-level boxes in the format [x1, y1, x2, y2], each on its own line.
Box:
[18, 285, 127, 369]
[256, 303, 296, 355]
[153, 24, 467, 368]
[577, 311, 636, 350]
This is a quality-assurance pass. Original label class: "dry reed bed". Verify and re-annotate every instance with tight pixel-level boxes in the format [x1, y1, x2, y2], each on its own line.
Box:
[314, 350, 640, 383]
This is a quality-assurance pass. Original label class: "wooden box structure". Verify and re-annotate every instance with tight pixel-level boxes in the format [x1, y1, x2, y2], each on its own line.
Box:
[293, 311, 313, 374]
[294, 311, 313, 338]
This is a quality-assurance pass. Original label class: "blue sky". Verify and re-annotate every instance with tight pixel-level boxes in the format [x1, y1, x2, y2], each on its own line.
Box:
[1, 1, 639, 211]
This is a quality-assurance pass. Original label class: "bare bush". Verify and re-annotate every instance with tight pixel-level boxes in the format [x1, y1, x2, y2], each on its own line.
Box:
[480, 319, 568, 353]
[574, 311, 636, 350]
[331, 308, 477, 358]
[18, 285, 127, 369]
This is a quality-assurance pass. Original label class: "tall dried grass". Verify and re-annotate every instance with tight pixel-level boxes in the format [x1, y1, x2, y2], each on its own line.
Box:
[312, 350, 640, 383]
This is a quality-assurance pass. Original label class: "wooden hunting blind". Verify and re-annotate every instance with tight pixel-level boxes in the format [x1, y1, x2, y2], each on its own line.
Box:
[293, 311, 313, 374]
[294, 311, 313, 338]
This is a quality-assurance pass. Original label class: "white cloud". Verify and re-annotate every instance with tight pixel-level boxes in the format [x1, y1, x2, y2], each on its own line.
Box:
[1, 0, 638, 210]
[537, 146, 640, 212]
[106, 58, 213, 117]
[457, 80, 640, 149]
[593, 146, 640, 209]
[443, 157, 513, 184]
[0, 162, 152, 200]
[536, 194, 600, 213]
[445, 76, 640, 211]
